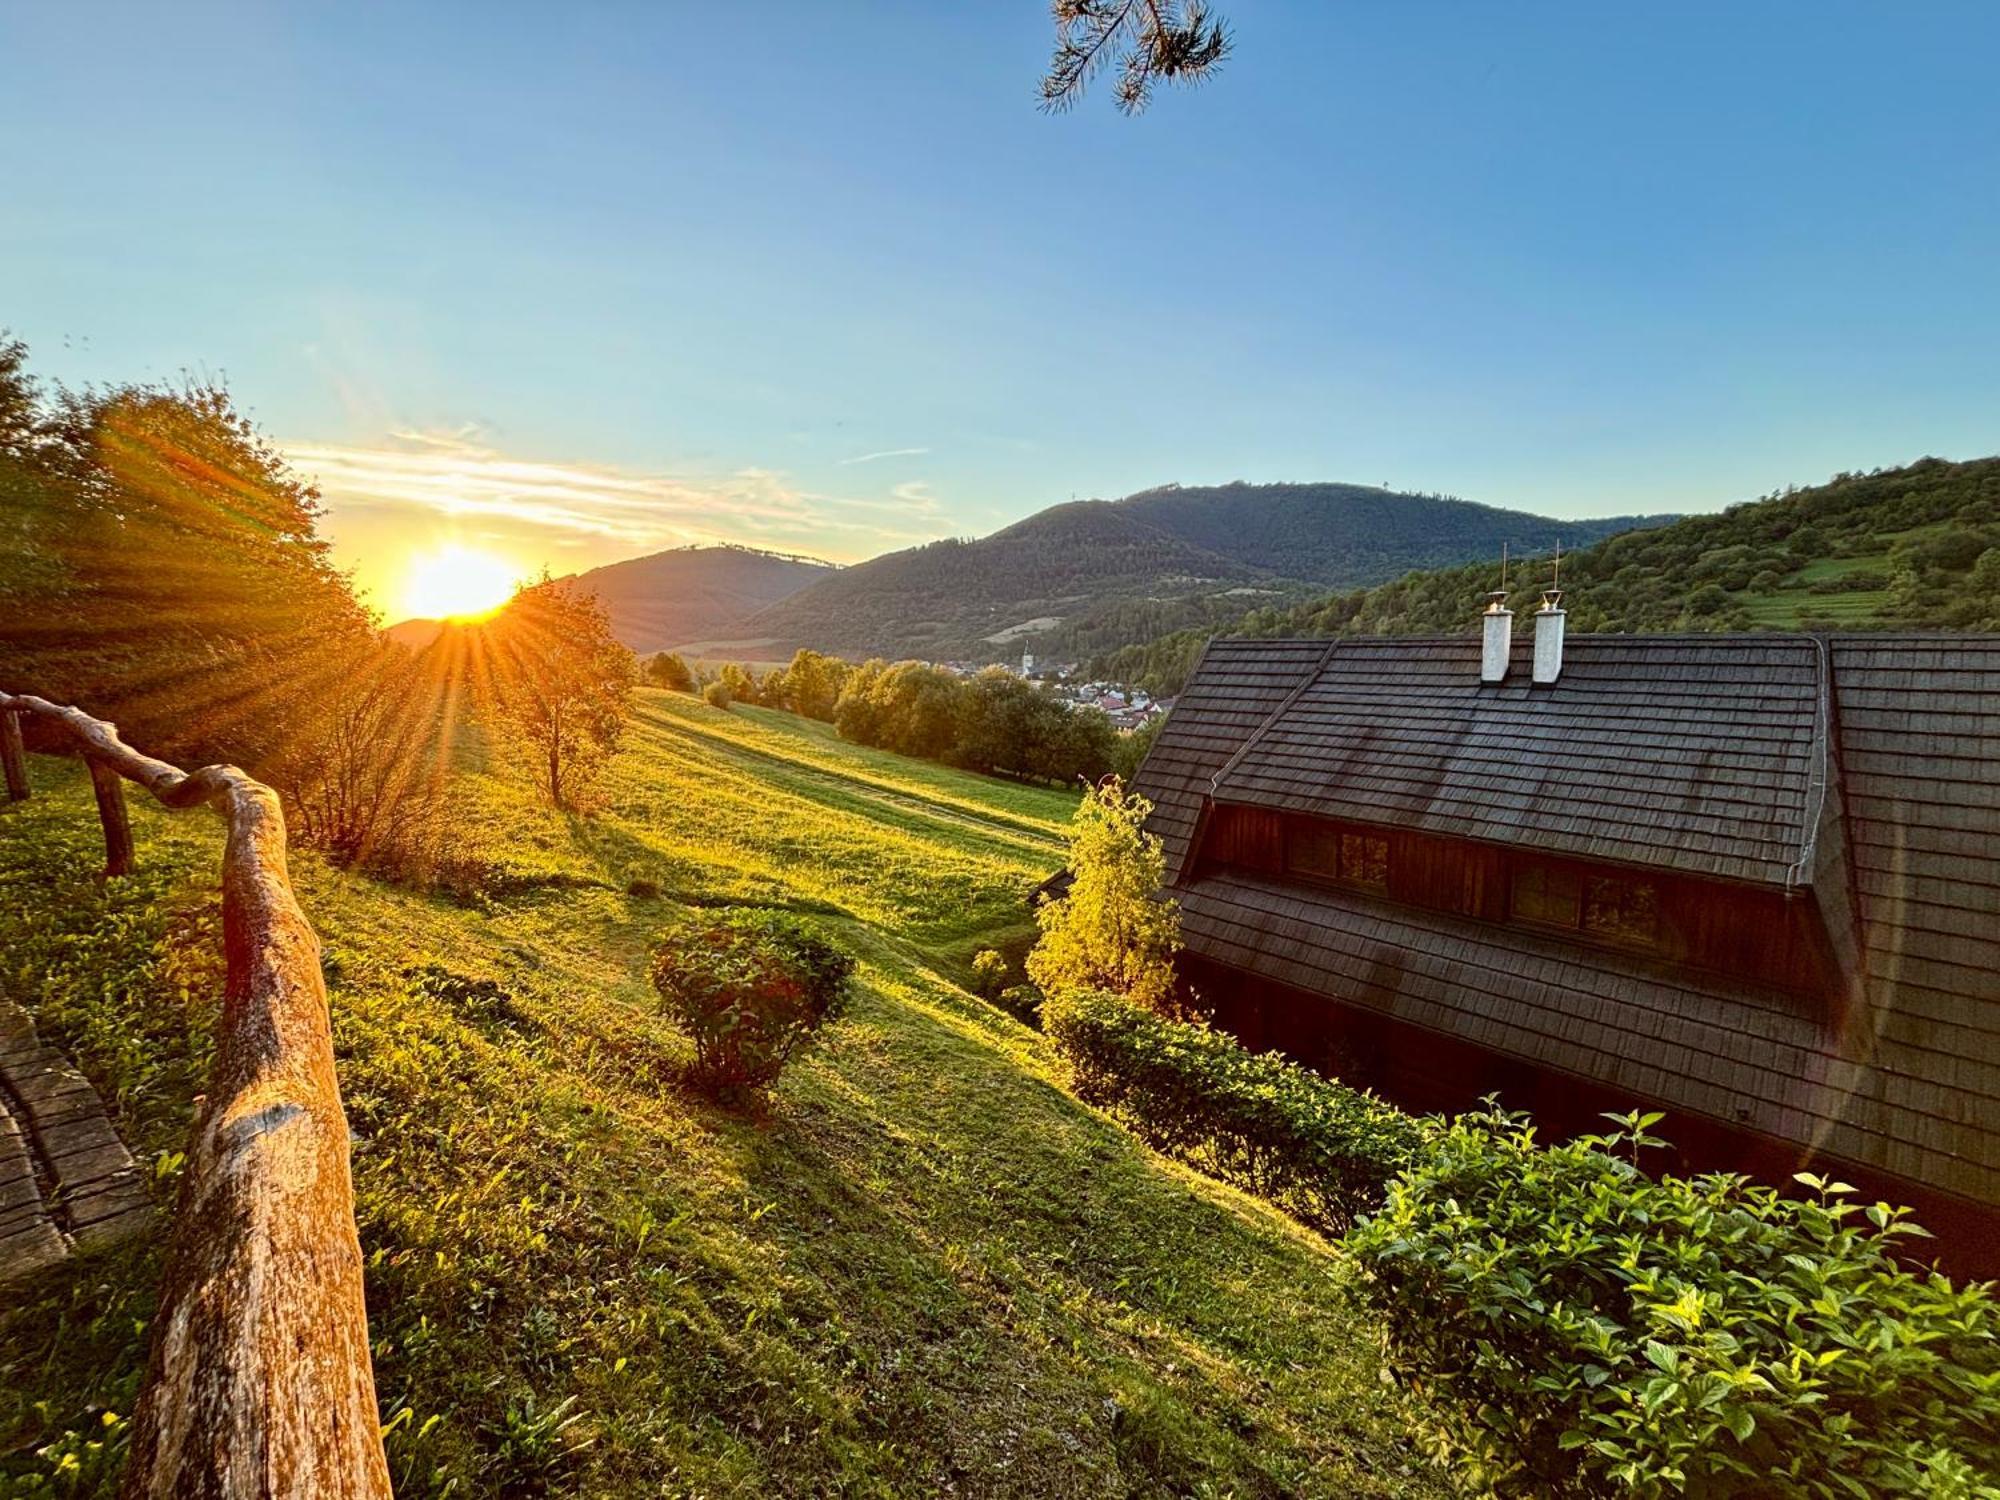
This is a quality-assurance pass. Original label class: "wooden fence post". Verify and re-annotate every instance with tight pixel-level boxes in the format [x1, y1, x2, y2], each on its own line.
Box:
[86, 757, 135, 877]
[1, 710, 26, 801]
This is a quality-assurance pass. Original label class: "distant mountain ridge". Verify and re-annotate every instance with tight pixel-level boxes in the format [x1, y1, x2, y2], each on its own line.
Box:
[1088, 456, 2000, 695]
[564, 544, 837, 652]
[387, 544, 838, 654]
[742, 481, 1674, 662]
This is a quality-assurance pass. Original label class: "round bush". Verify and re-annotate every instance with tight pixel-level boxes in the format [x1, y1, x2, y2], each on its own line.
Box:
[649, 908, 853, 1097]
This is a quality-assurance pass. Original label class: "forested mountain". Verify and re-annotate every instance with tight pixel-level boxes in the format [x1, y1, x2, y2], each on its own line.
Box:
[1115, 482, 1667, 582]
[566, 544, 837, 651]
[390, 545, 838, 654]
[742, 482, 1672, 662]
[1092, 457, 2000, 695]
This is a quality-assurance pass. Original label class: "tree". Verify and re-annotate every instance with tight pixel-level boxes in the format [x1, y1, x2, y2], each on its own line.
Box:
[953, 666, 1042, 775]
[1028, 779, 1181, 1011]
[833, 658, 888, 743]
[1040, 1, 1232, 114]
[718, 661, 759, 704]
[0, 344, 376, 774]
[781, 648, 850, 721]
[645, 650, 695, 693]
[485, 575, 635, 812]
[275, 639, 449, 874]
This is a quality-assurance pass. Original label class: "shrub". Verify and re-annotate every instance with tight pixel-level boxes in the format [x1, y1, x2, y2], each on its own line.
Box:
[648, 908, 854, 1097]
[1346, 1105, 2000, 1498]
[969, 948, 1009, 999]
[1042, 989, 1427, 1235]
[702, 680, 732, 711]
[1028, 780, 1180, 1012]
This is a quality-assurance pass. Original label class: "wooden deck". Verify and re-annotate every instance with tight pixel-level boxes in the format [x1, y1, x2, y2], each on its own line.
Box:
[0, 997, 153, 1283]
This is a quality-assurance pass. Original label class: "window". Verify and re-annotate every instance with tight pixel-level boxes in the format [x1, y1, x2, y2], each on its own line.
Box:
[1510, 863, 1580, 927]
[1511, 861, 1660, 949]
[1286, 820, 1390, 892]
[1582, 875, 1659, 946]
[1340, 831, 1389, 891]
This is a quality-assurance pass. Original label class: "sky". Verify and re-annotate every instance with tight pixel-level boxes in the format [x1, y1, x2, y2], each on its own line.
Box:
[4, 1, 1999, 619]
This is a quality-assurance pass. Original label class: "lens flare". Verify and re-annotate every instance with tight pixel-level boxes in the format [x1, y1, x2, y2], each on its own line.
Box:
[401, 546, 517, 620]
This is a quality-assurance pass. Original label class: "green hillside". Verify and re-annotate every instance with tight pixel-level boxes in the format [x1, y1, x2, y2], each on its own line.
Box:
[744, 482, 1672, 664]
[1095, 457, 2000, 695]
[0, 691, 1440, 1497]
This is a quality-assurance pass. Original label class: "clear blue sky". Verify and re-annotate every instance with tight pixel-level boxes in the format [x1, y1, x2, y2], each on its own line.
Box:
[5, 2, 1998, 612]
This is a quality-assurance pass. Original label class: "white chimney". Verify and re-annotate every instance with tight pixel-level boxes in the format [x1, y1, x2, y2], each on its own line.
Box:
[1480, 591, 1513, 683]
[1533, 588, 1566, 685]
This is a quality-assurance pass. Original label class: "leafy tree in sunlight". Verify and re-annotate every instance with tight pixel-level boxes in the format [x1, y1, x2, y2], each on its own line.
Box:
[486, 575, 635, 812]
[277, 638, 450, 873]
[1039, 1, 1232, 114]
[1028, 779, 1181, 1011]
[779, 648, 851, 722]
[0, 337, 375, 772]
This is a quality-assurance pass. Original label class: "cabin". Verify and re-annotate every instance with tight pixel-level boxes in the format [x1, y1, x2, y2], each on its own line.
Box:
[1130, 595, 2000, 1266]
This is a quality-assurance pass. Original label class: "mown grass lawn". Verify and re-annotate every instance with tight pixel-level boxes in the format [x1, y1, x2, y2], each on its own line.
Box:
[0, 689, 1442, 1498]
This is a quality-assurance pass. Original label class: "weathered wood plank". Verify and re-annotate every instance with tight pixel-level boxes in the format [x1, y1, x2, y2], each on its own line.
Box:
[0, 1103, 65, 1284]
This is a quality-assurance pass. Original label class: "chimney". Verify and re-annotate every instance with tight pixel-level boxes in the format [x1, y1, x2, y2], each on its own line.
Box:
[1533, 587, 1566, 685]
[1480, 591, 1513, 683]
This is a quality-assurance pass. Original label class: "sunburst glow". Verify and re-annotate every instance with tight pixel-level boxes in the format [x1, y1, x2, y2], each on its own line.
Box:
[400, 545, 518, 621]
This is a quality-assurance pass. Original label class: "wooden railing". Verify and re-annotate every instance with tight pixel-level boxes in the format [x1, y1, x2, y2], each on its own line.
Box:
[0, 695, 391, 1499]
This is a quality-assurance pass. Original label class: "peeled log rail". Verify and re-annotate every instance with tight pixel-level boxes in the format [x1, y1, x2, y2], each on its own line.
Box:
[0, 694, 391, 1500]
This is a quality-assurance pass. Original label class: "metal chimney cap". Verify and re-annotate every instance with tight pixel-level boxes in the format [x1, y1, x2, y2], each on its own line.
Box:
[1484, 590, 1510, 614]
[1539, 587, 1565, 612]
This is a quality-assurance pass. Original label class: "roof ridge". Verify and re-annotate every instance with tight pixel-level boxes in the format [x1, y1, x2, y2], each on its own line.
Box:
[1206, 638, 1341, 800]
[1206, 631, 2000, 647]
[1786, 634, 1834, 891]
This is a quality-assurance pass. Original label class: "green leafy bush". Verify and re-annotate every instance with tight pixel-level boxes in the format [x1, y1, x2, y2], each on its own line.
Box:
[1346, 1105, 2000, 1498]
[648, 908, 853, 1097]
[969, 948, 1009, 999]
[1041, 988, 1426, 1235]
[702, 680, 732, 711]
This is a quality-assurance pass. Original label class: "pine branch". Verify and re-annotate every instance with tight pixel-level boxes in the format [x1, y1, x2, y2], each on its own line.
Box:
[1039, 0, 1232, 115]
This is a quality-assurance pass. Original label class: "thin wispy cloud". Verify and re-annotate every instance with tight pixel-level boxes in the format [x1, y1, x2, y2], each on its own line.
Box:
[284, 429, 955, 607]
[838, 446, 931, 466]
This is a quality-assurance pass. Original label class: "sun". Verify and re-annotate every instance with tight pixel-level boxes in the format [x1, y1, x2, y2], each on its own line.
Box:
[400, 545, 518, 621]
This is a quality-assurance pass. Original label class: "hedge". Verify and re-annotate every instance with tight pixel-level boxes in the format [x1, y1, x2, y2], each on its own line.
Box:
[1041, 988, 1427, 1235]
[1346, 1105, 2000, 1498]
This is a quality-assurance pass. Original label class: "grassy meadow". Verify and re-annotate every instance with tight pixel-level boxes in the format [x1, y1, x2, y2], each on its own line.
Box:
[0, 688, 1441, 1498]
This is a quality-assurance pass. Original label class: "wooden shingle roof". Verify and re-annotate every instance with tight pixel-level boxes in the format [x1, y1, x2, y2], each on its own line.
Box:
[1211, 634, 1826, 887]
[1142, 631, 2000, 1210]
[1126, 637, 1332, 876]
[1826, 636, 2000, 1205]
